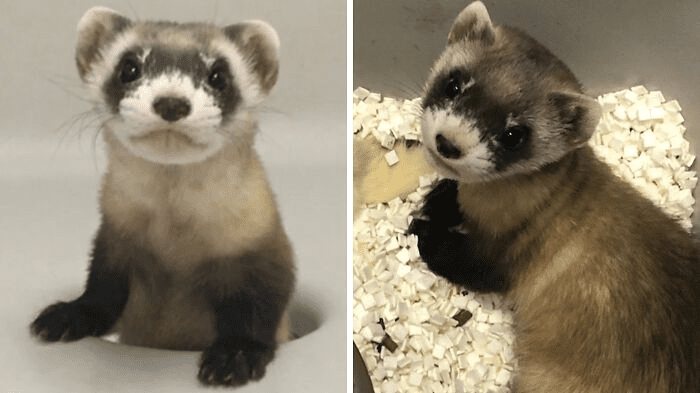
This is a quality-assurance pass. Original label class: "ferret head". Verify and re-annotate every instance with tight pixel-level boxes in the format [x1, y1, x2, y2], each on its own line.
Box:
[421, 1, 601, 182]
[76, 7, 279, 165]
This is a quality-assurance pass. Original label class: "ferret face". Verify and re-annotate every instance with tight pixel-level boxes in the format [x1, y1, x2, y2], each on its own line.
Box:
[76, 7, 280, 165]
[421, 1, 601, 182]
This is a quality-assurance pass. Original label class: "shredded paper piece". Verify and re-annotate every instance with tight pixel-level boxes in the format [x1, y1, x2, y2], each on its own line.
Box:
[353, 86, 695, 393]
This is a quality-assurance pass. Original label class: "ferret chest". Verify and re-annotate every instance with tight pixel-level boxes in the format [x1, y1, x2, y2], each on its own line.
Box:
[117, 268, 217, 349]
[102, 149, 278, 268]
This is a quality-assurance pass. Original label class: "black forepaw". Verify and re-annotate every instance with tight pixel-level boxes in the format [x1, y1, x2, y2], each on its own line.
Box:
[408, 218, 463, 264]
[409, 220, 470, 277]
[198, 338, 276, 387]
[408, 178, 510, 292]
[417, 178, 462, 227]
[409, 218, 508, 292]
[30, 301, 113, 342]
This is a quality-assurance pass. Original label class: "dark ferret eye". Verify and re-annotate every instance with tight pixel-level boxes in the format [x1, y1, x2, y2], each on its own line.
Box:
[119, 58, 141, 84]
[207, 67, 228, 91]
[498, 125, 530, 150]
[445, 77, 461, 99]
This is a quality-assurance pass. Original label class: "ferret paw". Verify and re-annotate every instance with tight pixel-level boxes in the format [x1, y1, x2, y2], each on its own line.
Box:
[409, 220, 507, 291]
[408, 218, 458, 258]
[198, 338, 275, 386]
[407, 217, 433, 238]
[418, 179, 463, 227]
[30, 301, 112, 342]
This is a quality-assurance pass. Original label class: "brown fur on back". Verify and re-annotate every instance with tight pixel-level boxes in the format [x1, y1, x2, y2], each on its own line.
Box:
[458, 146, 700, 392]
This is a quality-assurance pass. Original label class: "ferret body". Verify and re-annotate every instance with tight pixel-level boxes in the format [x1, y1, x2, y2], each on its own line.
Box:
[31, 7, 295, 387]
[410, 2, 700, 392]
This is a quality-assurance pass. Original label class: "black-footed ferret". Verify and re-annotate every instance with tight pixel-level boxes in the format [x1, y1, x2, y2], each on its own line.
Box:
[409, 2, 700, 392]
[30, 7, 295, 387]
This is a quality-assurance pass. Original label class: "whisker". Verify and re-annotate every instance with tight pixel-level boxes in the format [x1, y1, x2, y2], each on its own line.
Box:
[41, 74, 105, 107]
[90, 123, 106, 171]
[49, 107, 112, 170]
[356, 67, 426, 100]
[53, 108, 99, 147]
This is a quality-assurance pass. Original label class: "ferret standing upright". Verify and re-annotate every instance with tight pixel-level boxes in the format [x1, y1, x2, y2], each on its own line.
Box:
[409, 2, 700, 392]
[30, 7, 295, 387]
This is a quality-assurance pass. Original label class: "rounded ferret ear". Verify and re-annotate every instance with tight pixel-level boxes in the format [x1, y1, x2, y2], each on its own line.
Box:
[448, 1, 496, 46]
[75, 7, 132, 81]
[548, 91, 602, 147]
[223, 20, 280, 94]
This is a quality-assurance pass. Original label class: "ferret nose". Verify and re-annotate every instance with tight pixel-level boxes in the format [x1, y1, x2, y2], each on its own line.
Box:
[435, 134, 462, 159]
[153, 96, 191, 122]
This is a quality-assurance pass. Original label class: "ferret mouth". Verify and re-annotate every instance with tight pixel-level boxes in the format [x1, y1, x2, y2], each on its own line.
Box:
[130, 129, 207, 149]
[426, 147, 493, 183]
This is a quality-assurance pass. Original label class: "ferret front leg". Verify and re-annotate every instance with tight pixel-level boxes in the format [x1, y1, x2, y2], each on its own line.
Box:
[417, 178, 463, 227]
[30, 221, 131, 341]
[197, 249, 294, 387]
[409, 219, 508, 293]
[410, 178, 509, 292]
[198, 292, 282, 386]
